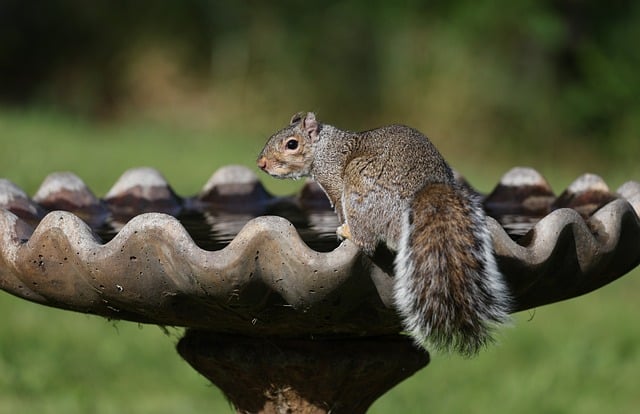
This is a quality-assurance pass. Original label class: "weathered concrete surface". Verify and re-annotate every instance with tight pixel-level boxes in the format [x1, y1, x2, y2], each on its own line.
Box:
[0, 166, 639, 336]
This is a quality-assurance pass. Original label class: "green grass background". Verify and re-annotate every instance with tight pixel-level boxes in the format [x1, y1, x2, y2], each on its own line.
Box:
[1, 110, 639, 413]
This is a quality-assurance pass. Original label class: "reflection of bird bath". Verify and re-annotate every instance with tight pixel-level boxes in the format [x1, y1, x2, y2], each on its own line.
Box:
[1, 165, 639, 413]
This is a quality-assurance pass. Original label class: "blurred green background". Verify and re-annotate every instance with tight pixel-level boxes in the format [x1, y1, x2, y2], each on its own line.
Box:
[0, 1, 639, 413]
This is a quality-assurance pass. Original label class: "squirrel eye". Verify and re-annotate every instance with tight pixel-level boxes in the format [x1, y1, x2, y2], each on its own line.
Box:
[286, 139, 299, 150]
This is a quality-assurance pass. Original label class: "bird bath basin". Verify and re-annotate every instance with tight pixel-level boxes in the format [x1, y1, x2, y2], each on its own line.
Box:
[1, 165, 639, 413]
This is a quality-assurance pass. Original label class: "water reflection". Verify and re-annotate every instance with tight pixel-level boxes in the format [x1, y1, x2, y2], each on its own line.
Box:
[93, 206, 539, 252]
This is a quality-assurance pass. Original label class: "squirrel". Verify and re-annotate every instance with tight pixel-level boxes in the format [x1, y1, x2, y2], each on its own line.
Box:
[257, 112, 511, 356]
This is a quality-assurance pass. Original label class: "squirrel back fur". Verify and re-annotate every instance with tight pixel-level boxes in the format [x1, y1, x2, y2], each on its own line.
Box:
[257, 112, 511, 355]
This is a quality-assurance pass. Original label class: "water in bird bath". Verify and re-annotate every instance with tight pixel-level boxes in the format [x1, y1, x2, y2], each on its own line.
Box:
[93, 208, 540, 252]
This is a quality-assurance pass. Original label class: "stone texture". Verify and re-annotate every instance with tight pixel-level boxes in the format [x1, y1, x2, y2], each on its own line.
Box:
[178, 332, 428, 414]
[0, 165, 639, 336]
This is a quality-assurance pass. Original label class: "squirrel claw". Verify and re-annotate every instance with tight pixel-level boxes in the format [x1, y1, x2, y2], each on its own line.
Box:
[336, 224, 352, 241]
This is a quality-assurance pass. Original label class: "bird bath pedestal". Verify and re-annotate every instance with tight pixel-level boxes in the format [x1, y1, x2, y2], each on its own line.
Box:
[1, 165, 639, 413]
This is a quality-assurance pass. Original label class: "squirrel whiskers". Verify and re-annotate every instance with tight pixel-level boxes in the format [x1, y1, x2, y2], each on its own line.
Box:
[257, 112, 511, 355]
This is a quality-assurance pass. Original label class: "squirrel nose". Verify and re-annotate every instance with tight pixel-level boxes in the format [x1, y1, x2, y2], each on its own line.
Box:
[257, 157, 268, 170]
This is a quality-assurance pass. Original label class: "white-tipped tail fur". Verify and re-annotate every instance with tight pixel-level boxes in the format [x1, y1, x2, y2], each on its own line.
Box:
[393, 184, 511, 356]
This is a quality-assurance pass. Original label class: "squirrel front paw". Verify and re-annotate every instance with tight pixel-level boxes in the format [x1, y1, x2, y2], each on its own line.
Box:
[336, 223, 353, 241]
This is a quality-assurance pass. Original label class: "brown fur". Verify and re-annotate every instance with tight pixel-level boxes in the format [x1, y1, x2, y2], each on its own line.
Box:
[258, 112, 511, 355]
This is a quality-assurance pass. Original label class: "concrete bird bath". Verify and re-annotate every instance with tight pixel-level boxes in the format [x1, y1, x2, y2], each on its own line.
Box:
[1, 165, 639, 413]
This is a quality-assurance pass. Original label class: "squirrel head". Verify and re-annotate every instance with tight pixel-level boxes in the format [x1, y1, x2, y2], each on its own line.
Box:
[257, 112, 319, 179]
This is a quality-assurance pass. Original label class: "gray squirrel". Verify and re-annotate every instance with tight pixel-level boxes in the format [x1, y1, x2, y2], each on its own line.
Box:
[257, 112, 511, 355]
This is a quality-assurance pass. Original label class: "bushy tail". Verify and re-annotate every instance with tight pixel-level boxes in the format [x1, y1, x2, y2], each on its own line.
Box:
[393, 183, 511, 356]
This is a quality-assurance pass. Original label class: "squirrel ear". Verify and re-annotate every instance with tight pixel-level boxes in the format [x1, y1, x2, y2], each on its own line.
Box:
[289, 112, 305, 125]
[302, 112, 319, 140]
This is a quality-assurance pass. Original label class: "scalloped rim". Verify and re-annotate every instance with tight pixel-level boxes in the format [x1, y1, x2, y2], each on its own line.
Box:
[1, 166, 639, 333]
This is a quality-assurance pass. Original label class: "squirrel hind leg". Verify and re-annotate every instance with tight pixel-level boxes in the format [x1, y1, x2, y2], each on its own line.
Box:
[392, 183, 511, 356]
